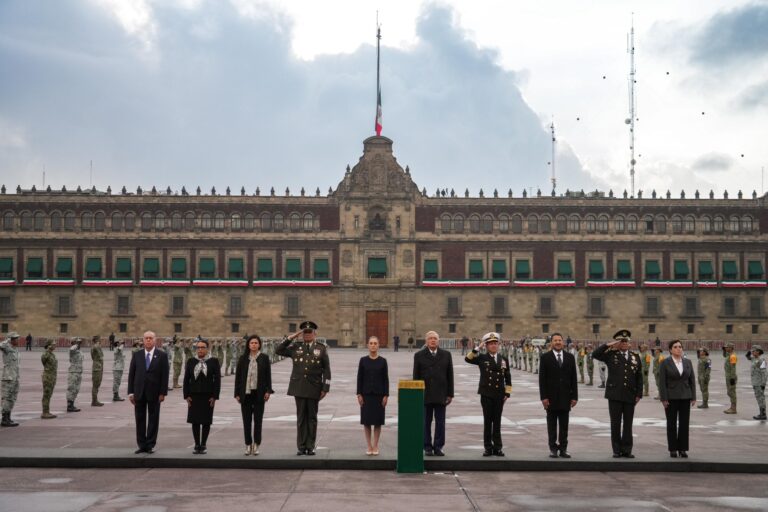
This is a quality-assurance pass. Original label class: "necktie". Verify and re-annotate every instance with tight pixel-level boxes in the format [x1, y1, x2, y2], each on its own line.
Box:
[557, 353, 562, 367]
[145, 352, 151, 370]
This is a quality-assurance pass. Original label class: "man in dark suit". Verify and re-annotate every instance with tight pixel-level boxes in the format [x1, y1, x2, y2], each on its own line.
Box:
[276, 320, 331, 456]
[539, 332, 578, 458]
[592, 329, 643, 458]
[465, 332, 511, 456]
[127, 330, 169, 454]
[413, 330, 454, 456]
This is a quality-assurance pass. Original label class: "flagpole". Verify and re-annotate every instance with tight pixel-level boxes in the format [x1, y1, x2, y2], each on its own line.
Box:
[375, 17, 382, 136]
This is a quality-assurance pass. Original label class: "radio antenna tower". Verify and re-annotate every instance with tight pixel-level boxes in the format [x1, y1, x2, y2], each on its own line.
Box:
[550, 118, 556, 195]
[626, 15, 637, 197]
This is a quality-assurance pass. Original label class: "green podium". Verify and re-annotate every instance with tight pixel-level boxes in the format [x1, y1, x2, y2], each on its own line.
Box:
[397, 379, 425, 473]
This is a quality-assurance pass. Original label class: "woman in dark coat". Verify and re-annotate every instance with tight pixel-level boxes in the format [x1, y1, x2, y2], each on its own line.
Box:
[234, 334, 273, 455]
[183, 338, 221, 454]
[659, 339, 696, 458]
[356, 336, 389, 455]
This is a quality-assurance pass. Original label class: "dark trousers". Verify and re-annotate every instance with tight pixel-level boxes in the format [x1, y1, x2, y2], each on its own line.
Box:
[424, 403, 446, 450]
[295, 397, 319, 450]
[546, 408, 570, 451]
[134, 397, 161, 450]
[608, 400, 635, 455]
[241, 393, 265, 445]
[192, 424, 210, 447]
[480, 395, 505, 450]
[664, 399, 690, 451]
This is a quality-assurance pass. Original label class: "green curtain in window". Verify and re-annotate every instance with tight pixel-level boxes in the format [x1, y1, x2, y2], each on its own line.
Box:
[256, 258, 272, 273]
[143, 258, 159, 273]
[56, 257, 72, 274]
[588, 260, 604, 278]
[673, 260, 689, 279]
[314, 259, 329, 277]
[748, 260, 764, 279]
[85, 258, 102, 273]
[515, 259, 530, 278]
[557, 260, 572, 277]
[423, 259, 438, 277]
[722, 260, 738, 280]
[0, 257, 13, 273]
[491, 260, 507, 278]
[228, 258, 244, 273]
[645, 260, 661, 279]
[115, 258, 132, 274]
[285, 259, 301, 274]
[698, 260, 713, 279]
[468, 260, 483, 277]
[198, 258, 215, 274]
[616, 260, 632, 278]
[171, 258, 186, 273]
[368, 258, 387, 275]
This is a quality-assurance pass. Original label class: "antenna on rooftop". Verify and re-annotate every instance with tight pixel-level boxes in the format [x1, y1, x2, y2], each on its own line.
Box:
[626, 14, 637, 197]
[550, 117, 556, 195]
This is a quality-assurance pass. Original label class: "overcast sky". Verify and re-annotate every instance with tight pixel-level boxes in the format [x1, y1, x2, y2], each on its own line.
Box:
[1, 0, 766, 197]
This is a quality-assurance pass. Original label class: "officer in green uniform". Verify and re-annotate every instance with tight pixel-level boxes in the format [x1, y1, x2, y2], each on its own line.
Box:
[90, 335, 104, 406]
[639, 343, 651, 397]
[172, 338, 183, 388]
[652, 348, 665, 400]
[0, 332, 21, 427]
[276, 321, 331, 456]
[527, 343, 534, 372]
[41, 340, 58, 419]
[723, 342, 738, 414]
[112, 339, 125, 402]
[586, 344, 595, 385]
[225, 338, 234, 376]
[748, 345, 766, 420]
[697, 348, 711, 408]
[67, 337, 83, 412]
[577, 343, 586, 384]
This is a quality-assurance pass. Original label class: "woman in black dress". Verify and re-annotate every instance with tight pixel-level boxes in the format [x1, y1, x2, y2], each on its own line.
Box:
[183, 338, 221, 454]
[356, 336, 389, 455]
[234, 334, 273, 455]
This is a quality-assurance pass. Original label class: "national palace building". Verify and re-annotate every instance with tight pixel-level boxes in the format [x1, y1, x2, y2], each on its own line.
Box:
[1, 136, 767, 346]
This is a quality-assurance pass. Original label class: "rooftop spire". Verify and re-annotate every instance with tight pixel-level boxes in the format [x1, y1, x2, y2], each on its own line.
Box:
[375, 15, 382, 136]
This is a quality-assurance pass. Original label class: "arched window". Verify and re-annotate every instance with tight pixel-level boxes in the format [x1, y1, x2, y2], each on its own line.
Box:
[111, 212, 123, 231]
[742, 216, 753, 233]
[81, 212, 93, 231]
[34, 211, 45, 231]
[440, 214, 452, 233]
[556, 215, 567, 233]
[498, 214, 509, 233]
[597, 215, 608, 232]
[540, 215, 552, 234]
[273, 213, 284, 231]
[626, 215, 637, 233]
[469, 214, 480, 233]
[713, 216, 724, 233]
[527, 214, 538, 234]
[260, 213, 271, 231]
[643, 215, 654, 233]
[614, 215, 625, 233]
[453, 214, 464, 233]
[141, 212, 152, 231]
[568, 215, 580, 233]
[511, 215, 523, 233]
[154, 212, 166, 230]
[50, 212, 62, 232]
[655, 215, 667, 234]
[684, 215, 695, 233]
[184, 212, 196, 230]
[124, 212, 135, 231]
[585, 215, 596, 233]
[214, 213, 225, 230]
[303, 213, 314, 231]
[171, 213, 183, 231]
[200, 213, 212, 230]
[2, 211, 15, 231]
[231, 213, 242, 231]
[244, 213, 255, 231]
[94, 212, 105, 231]
[290, 213, 301, 231]
[729, 216, 739, 233]
[482, 214, 493, 233]
[700, 216, 711, 233]
[671, 215, 682, 234]
[64, 211, 76, 231]
[19, 211, 32, 231]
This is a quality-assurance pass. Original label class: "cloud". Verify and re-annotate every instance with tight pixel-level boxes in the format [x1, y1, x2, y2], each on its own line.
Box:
[0, 0, 594, 194]
[736, 80, 768, 109]
[690, 3, 768, 66]
[692, 152, 734, 172]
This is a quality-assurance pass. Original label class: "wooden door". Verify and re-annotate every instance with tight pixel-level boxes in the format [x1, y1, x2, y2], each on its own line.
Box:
[366, 310, 389, 348]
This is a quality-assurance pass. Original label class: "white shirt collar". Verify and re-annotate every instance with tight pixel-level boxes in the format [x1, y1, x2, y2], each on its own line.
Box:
[145, 347, 155, 358]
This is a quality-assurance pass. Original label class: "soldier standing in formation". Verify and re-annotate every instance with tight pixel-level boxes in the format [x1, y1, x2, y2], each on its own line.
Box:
[585, 344, 594, 385]
[172, 338, 183, 389]
[748, 345, 766, 420]
[723, 342, 738, 414]
[67, 337, 84, 412]
[465, 332, 511, 457]
[697, 348, 711, 409]
[639, 343, 651, 397]
[533, 345, 541, 374]
[577, 343, 586, 384]
[1, 332, 21, 427]
[41, 340, 58, 419]
[91, 335, 104, 406]
[652, 347, 665, 399]
[224, 338, 234, 376]
[112, 339, 125, 402]
[276, 321, 331, 456]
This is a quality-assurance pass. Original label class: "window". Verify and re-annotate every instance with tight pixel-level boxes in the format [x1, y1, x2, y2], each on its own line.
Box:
[482, 215, 493, 233]
[492, 297, 506, 316]
[313, 259, 330, 279]
[0, 257, 13, 279]
[684, 297, 699, 316]
[20, 212, 33, 231]
[286, 296, 299, 316]
[231, 323, 240, 333]
[713, 216, 724, 233]
[228, 258, 244, 279]
[448, 323, 457, 334]
[701, 216, 712, 233]
[589, 297, 604, 316]
[447, 297, 460, 316]
[257, 258, 273, 279]
[214, 213, 225, 230]
[469, 215, 480, 233]
[285, 258, 302, 279]
[171, 258, 186, 279]
[645, 260, 661, 280]
[231, 214, 242, 231]
[0, 296, 11, 316]
[491, 260, 507, 279]
[725, 324, 733, 334]
[141, 213, 152, 231]
[557, 260, 572, 280]
[539, 297, 553, 316]
[614, 216, 625, 233]
[468, 259, 484, 279]
[111, 212, 123, 231]
[56, 257, 73, 278]
[541, 323, 550, 334]
[687, 324, 695, 334]
[597, 215, 608, 232]
[260, 213, 271, 231]
[588, 260, 604, 280]
[684, 216, 695, 233]
[592, 323, 600, 334]
[616, 260, 632, 279]
[273, 213, 284, 231]
[729, 216, 739, 233]
[115, 258, 132, 279]
[656, 216, 667, 234]
[441, 214, 452, 233]
[673, 260, 689, 280]
[528, 215, 538, 234]
[556, 215, 567, 233]
[568, 216, 580, 233]
[198, 258, 215, 279]
[60, 323, 68, 334]
[94, 212, 105, 231]
[646, 297, 660, 316]
[289, 213, 301, 231]
[0, 323, 6, 333]
[423, 259, 438, 280]
[748, 261, 764, 280]
[64, 212, 75, 231]
[367, 257, 387, 278]
[57, 296, 72, 316]
[540, 216, 552, 234]
[498, 215, 509, 233]
[671, 216, 683, 234]
[34, 212, 45, 231]
[648, 324, 656, 334]
[585, 215, 596, 233]
[174, 323, 182, 334]
[515, 260, 530, 280]
[201, 213, 212, 230]
[184, 213, 196, 230]
[2, 212, 14, 231]
[124, 213, 135, 231]
[644, 216, 654, 233]
[627, 215, 637, 233]
[303, 213, 314, 231]
[85, 258, 102, 278]
[453, 215, 464, 233]
[511, 215, 523, 233]
[723, 297, 736, 316]
[244, 214, 255, 231]
[742, 216, 753, 233]
[495, 323, 503, 333]
[753, 325, 760, 335]
[117, 296, 131, 315]
[143, 258, 159, 279]
[171, 296, 185, 316]
[119, 323, 127, 333]
[230, 296, 243, 316]
[50, 212, 62, 231]
[171, 213, 183, 231]
[750, 297, 764, 317]
[721, 260, 738, 281]
[288, 323, 297, 333]
[27, 257, 43, 278]
[698, 261, 714, 280]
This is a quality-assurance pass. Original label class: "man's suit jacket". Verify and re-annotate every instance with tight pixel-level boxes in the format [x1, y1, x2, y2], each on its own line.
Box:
[658, 357, 696, 401]
[127, 349, 169, 402]
[413, 347, 454, 404]
[538, 350, 579, 410]
[592, 344, 643, 403]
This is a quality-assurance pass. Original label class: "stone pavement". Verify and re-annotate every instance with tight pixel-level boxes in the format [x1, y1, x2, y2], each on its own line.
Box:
[1, 346, 767, 471]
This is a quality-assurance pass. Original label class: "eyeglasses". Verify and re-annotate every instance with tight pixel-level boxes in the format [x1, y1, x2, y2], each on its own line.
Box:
[196, 346, 208, 350]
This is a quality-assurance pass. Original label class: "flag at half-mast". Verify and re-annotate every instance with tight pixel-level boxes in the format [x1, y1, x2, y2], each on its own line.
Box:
[375, 25, 382, 136]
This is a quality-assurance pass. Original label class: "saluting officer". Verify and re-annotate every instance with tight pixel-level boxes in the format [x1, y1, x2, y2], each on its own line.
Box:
[592, 329, 643, 458]
[66, 337, 84, 412]
[40, 340, 58, 419]
[90, 335, 104, 407]
[276, 321, 331, 456]
[465, 332, 512, 456]
[697, 348, 711, 409]
[639, 343, 651, 397]
[723, 342, 738, 414]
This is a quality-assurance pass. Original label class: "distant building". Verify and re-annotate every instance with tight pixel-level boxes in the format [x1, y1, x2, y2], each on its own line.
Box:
[1, 136, 766, 346]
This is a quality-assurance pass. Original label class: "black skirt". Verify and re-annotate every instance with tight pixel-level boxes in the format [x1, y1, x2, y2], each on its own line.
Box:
[360, 394, 386, 426]
[187, 393, 215, 425]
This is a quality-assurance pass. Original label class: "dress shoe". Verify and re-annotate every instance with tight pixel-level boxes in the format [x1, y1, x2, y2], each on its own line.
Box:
[622, 453, 635, 459]
[678, 451, 688, 458]
[305, 449, 316, 456]
[493, 449, 505, 457]
[146, 448, 155, 454]
[253, 444, 259, 455]
[612, 453, 621, 458]
[245, 445, 252, 456]
[669, 451, 678, 458]
[424, 448, 434, 456]
[549, 450, 559, 458]
[559, 451, 571, 459]
[483, 449, 493, 457]
[134, 448, 146, 454]
[193, 446, 200, 455]
[296, 449, 305, 456]
[433, 448, 445, 456]
[199, 446, 207, 454]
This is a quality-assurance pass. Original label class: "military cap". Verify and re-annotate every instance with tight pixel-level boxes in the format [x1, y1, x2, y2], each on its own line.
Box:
[45, 339, 56, 349]
[71, 337, 83, 344]
[751, 345, 764, 355]
[482, 332, 500, 343]
[724, 342, 735, 349]
[300, 320, 318, 331]
[6, 332, 20, 339]
[639, 343, 648, 350]
[613, 329, 631, 341]
[699, 348, 709, 356]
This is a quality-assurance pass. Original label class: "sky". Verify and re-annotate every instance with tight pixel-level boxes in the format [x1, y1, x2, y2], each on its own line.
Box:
[1, 0, 767, 197]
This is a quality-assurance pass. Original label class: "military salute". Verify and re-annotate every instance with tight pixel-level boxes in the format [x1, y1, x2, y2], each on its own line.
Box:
[697, 348, 711, 409]
[112, 339, 126, 402]
[576, 343, 586, 384]
[276, 321, 331, 456]
[748, 345, 766, 420]
[1, 332, 21, 427]
[585, 344, 594, 385]
[592, 329, 643, 458]
[40, 340, 58, 419]
[723, 342, 738, 414]
[90, 335, 104, 406]
[465, 332, 511, 457]
[67, 337, 84, 412]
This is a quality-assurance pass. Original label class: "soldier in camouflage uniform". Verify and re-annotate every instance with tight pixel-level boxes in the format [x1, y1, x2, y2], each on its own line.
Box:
[1, 332, 21, 427]
[225, 338, 234, 376]
[652, 347, 665, 399]
[577, 343, 586, 384]
[697, 348, 711, 408]
[527, 344, 534, 372]
[112, 339, 125, 402]
[67, 337, 84, 412]
[41, 340, 58, 419]
[748, 345, 766, 420]
[585, 344, 595, 385]
[723, 342, 738, 414]
[639, 343, 651, 397]
[215, 339, 225, 365]
[90, 335, 104, 406]
[184, 338, 194, 365]
[231, 338, 242, 376]
[533, 345, 541, 374]
[172, 338, 183, 388]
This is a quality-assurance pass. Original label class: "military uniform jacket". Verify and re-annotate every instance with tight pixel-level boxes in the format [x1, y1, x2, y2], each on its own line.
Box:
[592, 344, 643, 403]
[640, 351, 651, 373]
[91, 345, 104, 371]
[276, 338, 331, 399]
[465, 350, 512, 398]
[69, 347, 83, 373]
[698, 358, 711, 380]
[41, 351, 57, 373]
[113, 348, 125, 372]
[413, 347, 454, 404]
[751, 356, 767, 387]
[724, 352, 738, 380]
[0, 340, 19, 381]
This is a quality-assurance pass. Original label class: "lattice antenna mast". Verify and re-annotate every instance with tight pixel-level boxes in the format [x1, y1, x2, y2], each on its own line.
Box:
[626, 15, 637, 197]
[550, 118, 556, 195]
